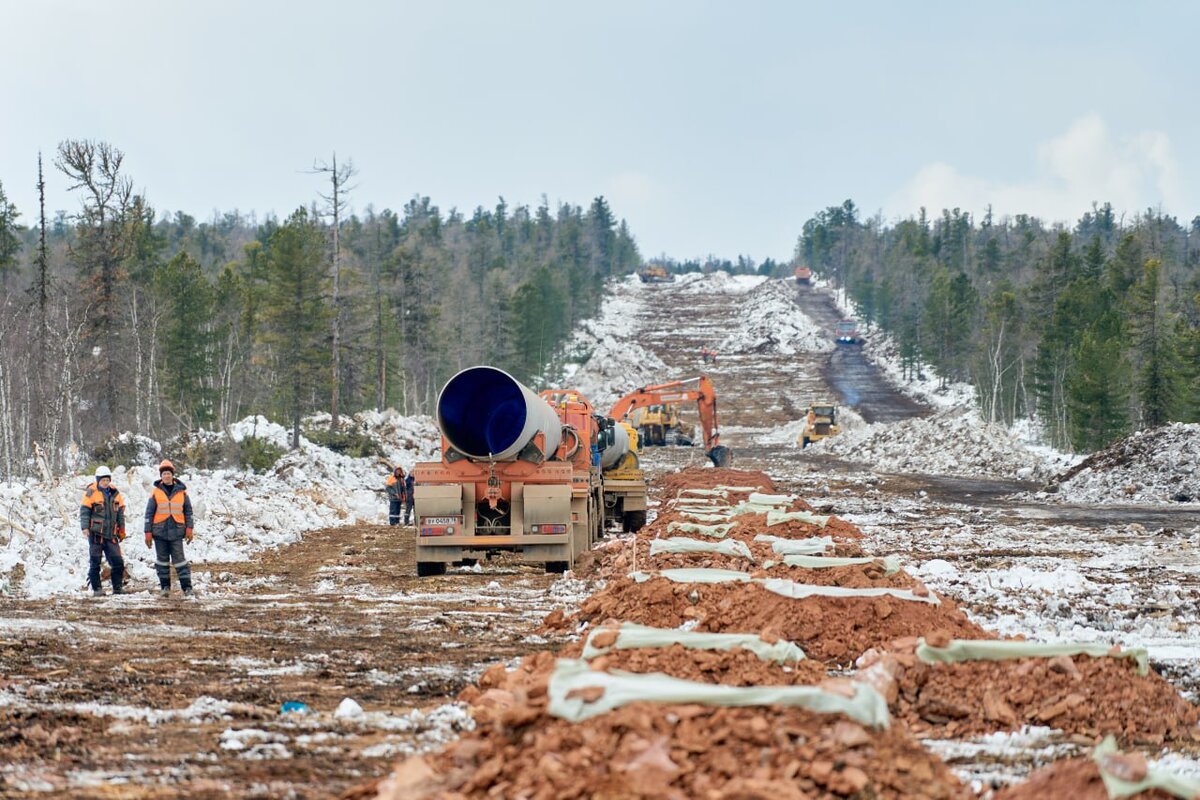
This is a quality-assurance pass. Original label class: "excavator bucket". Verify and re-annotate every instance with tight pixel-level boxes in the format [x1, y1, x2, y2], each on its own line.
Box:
[707, 445, 732, 468]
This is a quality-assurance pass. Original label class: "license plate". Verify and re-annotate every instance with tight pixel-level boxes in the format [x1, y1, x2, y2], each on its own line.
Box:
[420, 516, 463, 537]
[423, 516, 462, 525]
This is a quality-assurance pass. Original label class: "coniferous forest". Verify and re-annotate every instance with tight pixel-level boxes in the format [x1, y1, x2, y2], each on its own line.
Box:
[796, 201, 1200, 452]
[0, 141, 641, 473]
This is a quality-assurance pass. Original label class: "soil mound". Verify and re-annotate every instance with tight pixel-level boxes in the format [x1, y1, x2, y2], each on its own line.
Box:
[991, 757, 1177, 800]
[1051, 422, 1200, 504]
[896, 653, 1200, 743]
[380, 653, 970, 800]
[571, 579, 987, 664]
[554, 641, 830, 687]
[655, 467, 776, 497]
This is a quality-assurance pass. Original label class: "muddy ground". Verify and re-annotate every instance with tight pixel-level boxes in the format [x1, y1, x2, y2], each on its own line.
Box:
[3, 276, 1199, 797]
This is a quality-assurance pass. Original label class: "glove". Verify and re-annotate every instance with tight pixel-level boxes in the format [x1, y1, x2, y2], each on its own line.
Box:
[118, 527, 126, 541]
[145, 532, 153, 548]
[185, 528, 194, 543]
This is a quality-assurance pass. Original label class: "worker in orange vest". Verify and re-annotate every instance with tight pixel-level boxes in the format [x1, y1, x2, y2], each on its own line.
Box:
[386, 466, 405, 526]
[144, 459, 194, 597]
[80, 466, 126, 596]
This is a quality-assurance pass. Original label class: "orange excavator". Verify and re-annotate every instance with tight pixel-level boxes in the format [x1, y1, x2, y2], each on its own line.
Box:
[609, 376, 731, 467]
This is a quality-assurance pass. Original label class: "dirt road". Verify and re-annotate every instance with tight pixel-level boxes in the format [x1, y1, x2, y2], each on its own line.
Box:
[0, 527, 584, 797]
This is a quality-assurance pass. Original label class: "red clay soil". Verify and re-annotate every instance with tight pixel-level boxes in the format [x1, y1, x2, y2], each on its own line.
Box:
[563, 578, 988, 665]
[371, 653, 971, 800]
[990, 757, 1178, 800]
[554, 640, 831, 687]
[895, 653, 1200, 744]
[652, 510, 865, 545]
[655, 467, 776, 497]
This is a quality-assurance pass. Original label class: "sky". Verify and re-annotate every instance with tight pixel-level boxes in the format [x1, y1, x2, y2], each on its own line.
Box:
[1, 1, 1197, 262]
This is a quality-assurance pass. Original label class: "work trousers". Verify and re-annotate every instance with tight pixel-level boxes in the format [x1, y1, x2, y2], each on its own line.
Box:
[153, 537, 192, 590]
[403, 498, 414, 525]
[88, 536, 124, 591]
[389, 499, 403, 526]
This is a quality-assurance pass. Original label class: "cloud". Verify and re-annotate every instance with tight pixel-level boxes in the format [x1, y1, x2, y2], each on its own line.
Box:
[889, 114, 1183, 222]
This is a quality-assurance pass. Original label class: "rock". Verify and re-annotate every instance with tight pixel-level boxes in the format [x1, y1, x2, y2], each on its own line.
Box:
[334, 697, 364, 719]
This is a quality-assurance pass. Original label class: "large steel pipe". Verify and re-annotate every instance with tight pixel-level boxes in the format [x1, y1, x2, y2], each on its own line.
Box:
[599, 420, 630, 469]
[437, 366, 563, 461]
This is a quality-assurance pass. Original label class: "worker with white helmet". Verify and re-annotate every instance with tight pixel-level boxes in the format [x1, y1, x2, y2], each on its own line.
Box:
[79, 466, 126, 596]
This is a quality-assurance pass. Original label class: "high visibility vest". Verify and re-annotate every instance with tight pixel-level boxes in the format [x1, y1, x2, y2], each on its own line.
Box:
[386, 475, 398, 487]
[152, 485, 187, 524]
[82, 483, 125, 533]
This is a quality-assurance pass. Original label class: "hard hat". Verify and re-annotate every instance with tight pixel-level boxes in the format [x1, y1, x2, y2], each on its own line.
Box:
[94, 466, 112, 481]
[158, 459, 175, 473]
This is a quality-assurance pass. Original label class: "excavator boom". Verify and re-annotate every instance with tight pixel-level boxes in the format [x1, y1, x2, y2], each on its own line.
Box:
[609, 376, 730, 467]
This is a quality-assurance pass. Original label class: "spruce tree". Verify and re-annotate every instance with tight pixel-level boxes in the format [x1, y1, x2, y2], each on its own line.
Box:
[261, 208, 331, 448]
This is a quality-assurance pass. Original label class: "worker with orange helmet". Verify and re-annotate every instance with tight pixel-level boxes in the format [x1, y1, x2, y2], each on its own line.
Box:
[386, 466, 405, 526]
[80, 466, 126, 596]
[144, 459, 194, 597]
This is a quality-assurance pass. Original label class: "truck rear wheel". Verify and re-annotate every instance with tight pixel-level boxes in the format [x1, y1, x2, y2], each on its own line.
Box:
[417, 561, 447, 577]
[623, 510, 647, 533]
[545, 560, 569, 574]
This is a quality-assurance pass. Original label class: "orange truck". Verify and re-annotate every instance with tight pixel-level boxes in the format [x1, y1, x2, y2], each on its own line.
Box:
[794, 265, 813, 284]
[412, 367, 617, 576]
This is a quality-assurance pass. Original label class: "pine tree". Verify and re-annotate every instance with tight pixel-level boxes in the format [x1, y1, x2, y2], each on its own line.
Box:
[0, 179, 20, 287]
[260, 209, 331, 447]
[156, 253, 218, 426]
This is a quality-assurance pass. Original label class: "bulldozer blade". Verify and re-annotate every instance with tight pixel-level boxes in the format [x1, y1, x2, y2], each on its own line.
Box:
[707, 446, 732, 468]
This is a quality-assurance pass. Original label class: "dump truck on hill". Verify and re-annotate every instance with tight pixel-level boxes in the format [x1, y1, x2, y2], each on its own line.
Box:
[794, 265, 813, 285]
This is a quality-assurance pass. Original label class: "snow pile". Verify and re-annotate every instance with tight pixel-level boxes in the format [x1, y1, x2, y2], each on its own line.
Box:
[1050, 423, 1200, 504]
[719, 279, 831, 355]
[673, 272, 766, 295]
[807, 407, 1062, 480]
[550, 275, 670, 409]
[0, 411, 440, 598]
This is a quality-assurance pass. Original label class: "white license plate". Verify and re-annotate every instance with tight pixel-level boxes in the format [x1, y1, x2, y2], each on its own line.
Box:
[423, 516, 462, 525]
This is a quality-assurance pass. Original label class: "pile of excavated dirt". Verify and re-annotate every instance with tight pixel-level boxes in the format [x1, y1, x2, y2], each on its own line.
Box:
[555, 641, 830, 687]
[377, 656, 971, 800]
[991, 757, 1177, 800]
[895, 653, 1200, 743]
[567, 579, 986, 664]
[718, 278, 831, 356]
[1049, 422, 1200, 504]
[655, 467, 776, 496]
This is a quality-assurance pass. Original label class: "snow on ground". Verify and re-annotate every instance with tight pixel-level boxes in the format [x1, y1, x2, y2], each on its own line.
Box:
[672, 271, 767, 295]
[806, 406, 1070, 481]
[0, 411, 439, 598]
[719, 279, 831, 356]
[548, 275, 669, 409]
[1039, 423, 1200, 505]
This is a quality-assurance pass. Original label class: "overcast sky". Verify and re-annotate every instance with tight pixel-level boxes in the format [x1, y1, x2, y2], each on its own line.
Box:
[1, 1, 1196, 261]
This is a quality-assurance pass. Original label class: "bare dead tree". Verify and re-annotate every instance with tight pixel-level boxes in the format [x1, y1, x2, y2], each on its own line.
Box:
[54, 140, 139, 433]
[310, 153, 357, 428]
[31, 153, 50, 445]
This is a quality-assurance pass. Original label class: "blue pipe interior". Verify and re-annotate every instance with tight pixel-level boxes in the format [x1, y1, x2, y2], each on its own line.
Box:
[440, 368, 528, 457]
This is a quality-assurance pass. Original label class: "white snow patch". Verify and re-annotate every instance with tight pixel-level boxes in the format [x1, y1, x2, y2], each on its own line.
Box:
[718, 279, 831, 356]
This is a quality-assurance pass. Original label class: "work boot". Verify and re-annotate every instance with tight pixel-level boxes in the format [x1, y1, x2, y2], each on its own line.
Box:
[182, 587, 195, 598]
[112, 588, 124, 595]
[158, 588, 170, 598]
[91, 589, 103, 597]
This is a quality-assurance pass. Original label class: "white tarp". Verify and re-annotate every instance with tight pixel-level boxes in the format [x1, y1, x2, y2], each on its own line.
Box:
[917, 639, 1149, 676]
[782, 555, 901, 575]
[650, 537, 754, 560]
[665, 521, 736, 539]
[581, 622, 805, 663]
[754, 534, 834, 555]
[547, 659, 890, 727]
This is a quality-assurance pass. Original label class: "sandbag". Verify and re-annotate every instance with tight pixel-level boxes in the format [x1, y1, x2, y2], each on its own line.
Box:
[917, 639, 1149, 676]
[650, 537, 754, 560]
[581, 622, 805, 664]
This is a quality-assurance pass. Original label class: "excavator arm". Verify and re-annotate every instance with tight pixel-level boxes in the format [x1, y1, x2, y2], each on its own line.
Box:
[609, 376, 730, 467]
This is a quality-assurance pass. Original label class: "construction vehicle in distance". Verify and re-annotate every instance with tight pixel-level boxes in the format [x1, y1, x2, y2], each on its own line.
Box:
[835, 318, 861, 344]
[794, 265, 813, 285]
[412, 367, 622, 576]
[598, 421, 648, 532]
[639, 263, 675, 284]
[630, 403, 685, 447]
[610, 376, 731, 467]
[800, 402, 839, 448]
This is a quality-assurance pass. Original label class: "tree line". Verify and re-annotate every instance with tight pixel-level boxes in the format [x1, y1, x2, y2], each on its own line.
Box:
[796, 200, 1200, 452]
[0, 140, 642, 475]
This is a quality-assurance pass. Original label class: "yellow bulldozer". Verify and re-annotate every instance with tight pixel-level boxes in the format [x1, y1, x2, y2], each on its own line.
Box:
[799, 402, 839, 448]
